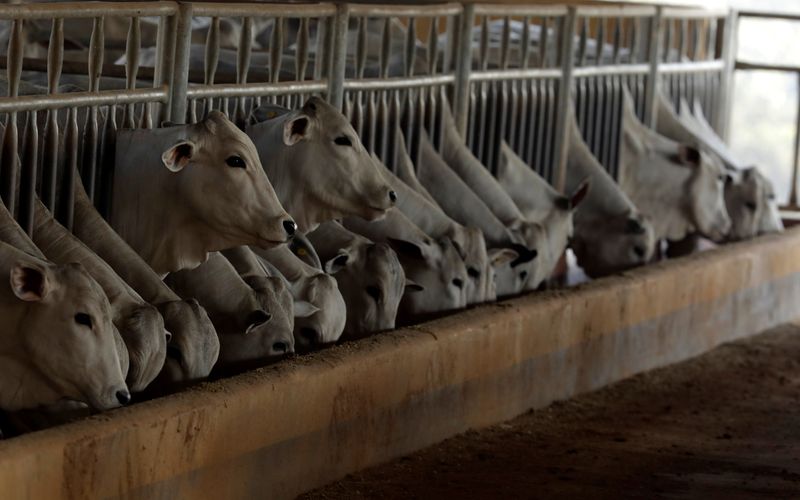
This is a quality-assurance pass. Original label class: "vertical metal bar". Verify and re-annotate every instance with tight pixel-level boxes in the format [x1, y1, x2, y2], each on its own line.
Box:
[552, 7, 577, 193]
[18, 110, 37, 234]
[81, 16, 104, 202]
[58, 107, 79, 230]
[0, 18, 22, 215]
[156, 13, 174, 124]
[125, 16, 140, 129]
[453, 3, 474, 138]
[236, 16, 253, 127]
[328, 4, 348, 110]
[789, 76, 800, 207]
[716, 9, 738, 140]
[42, 18, 63, 212]
[644, 7, 664, 128]
[204, 16, 220, 112]
[169, 2, 193, 124]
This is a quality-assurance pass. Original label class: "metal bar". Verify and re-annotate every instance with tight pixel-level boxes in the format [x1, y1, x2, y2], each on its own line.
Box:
[41, 17, 63, 212]
[347, 3, 460, 17]
[186, 81, 328, 99]
[0, 18, 22, 214]
[328, 3, 348, 110]
[576, 6, 657, 18]
[0, 88, 169, 113]
[453, 2, 474, 137]
[573, 64, 650, 78]
[169, 2, 193, 124]
[644, 7, 664, 128]
[716, 9, 739, 139]
[473, 4, 567, 17]
[17, 110, 37, 234]
[0, 1, 177, 20]
[552, 7, 577, 193]
[125, 16, 141, 129]
[790, 75, 800, 207]
[192, 3, 335, 17]
[343, 75, 455, 91]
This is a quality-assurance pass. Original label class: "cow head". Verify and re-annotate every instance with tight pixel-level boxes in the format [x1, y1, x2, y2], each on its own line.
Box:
[325, 241, 417, 337]
[292, 272, 346, 351]
[155, 299, 219, 388]
[161, 110, 296, 251]
[391, 236, 467, 321]
[118, 302, 168, 392]
[449, 225, 493, 304]
[571, 211, 655, 278]
[248, 97, 396, 231]
[725, 166, 783, 241]
[12, 258, 128, 411]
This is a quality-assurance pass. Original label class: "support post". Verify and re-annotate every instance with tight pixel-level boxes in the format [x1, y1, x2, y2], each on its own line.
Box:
[716, 9, 739, 140]
[552, 7, 577, 193]
[168, 2, 192, 124]
[328, 3, 349, 111]
[644, 6, 664, 128]
[453, 3, 475, 138]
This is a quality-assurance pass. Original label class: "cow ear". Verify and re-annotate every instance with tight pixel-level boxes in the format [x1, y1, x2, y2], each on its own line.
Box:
[324, 252, 349, 274]
[162, 140, 195, 172]
[283, 115, 311, 146]
[489, 248, 519, 268]
[10, 262, 51, 302]
[568, 178, 590, 210]
[404, 278, 424, 293]
[675, 145, 701, 167]
[293, 300, 320, 318]
[387, 238, 425, 261]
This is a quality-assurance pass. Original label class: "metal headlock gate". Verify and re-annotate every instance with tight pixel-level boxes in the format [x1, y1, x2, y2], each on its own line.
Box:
[0, 1, 736, 238]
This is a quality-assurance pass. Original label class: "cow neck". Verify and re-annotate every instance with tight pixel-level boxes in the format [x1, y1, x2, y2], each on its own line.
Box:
[71, 185, 180, 305]
[0, 202, 43, 259]
[386, 169, 454, 239]
[0, 355, 64, 411]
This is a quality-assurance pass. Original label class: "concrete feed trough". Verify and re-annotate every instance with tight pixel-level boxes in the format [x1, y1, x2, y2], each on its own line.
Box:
[1, 229, 799, 500]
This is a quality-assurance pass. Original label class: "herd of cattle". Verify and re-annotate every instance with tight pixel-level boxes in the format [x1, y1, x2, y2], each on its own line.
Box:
[0, 65, 782, 435]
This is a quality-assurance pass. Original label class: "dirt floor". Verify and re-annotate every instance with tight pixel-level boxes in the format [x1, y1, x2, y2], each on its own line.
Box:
[303, 324, 800, 499]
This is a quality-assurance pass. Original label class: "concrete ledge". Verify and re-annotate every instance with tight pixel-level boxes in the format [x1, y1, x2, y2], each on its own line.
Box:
[2, 228, 800, 499]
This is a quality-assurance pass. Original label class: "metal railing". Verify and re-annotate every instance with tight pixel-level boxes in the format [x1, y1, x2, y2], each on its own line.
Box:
[733, 10, 800, 209]
[0, 1, 737, 238]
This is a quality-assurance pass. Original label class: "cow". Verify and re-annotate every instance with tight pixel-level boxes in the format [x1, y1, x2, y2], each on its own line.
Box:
[31, 200, 166, 392]
[70, 178, 219, 387]
[563, 104, 656, 278]
[379, 147, 494, 304]
[246, 97, 396, 232]
[343, 208, 467, 321]
[618, 90, 731, 244]
[415, 132, 537, 296]
[165, 252, 291, 370]
[495, 141, 590, 289]
[111, 110, 295, 275]
[250, 245, 345, 351]
[654, 95, 783, 241]
[307, 220, 418, 337]
[0, 240, 128, 411]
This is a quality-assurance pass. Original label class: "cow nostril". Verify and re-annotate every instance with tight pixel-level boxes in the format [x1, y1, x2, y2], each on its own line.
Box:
[283, 220, 297, 237]
[633, 245, 646, 258]
[300, 327, 319, 345]
[116, 390, 131, 406]
[452, 278, 464, 289]
[519, 271, 528, 281]
[272, 341, 289, 354]
[389, 190, 397, 203]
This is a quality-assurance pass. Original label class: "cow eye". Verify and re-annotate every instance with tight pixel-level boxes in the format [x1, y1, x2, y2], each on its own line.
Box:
[225, 155, 246, 169]
[768, 193, 776, 201]
[366, 285, 382, 303]
[74, 313, 92, 328]
[745, 201, 757, 211]
[717, 175, 726, 182]
[334, 136, 352, 147]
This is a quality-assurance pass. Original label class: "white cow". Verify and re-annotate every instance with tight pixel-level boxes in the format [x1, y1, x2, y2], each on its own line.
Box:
[31, 200, 166, 392]
[495, 141, 589, 289]
[307, 220, 418, 337]
[111, 110, 295, 275]
[655, 96, 783, 240]
[564, 105, 656, 278]
[71, 179, 219, 386]
[619, 91, 731, 243]
[246, 97, 396, 232]
[383, 137, 494, 304]
[250, 245, 345, 350]
[0, 240, 128, 411]
[165, 252, 291, 370]
[343, 209, 468, 321]
[415, 132, 537, 296]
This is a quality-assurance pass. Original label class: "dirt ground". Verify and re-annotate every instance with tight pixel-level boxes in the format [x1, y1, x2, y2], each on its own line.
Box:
[303, 324, 800, 499]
